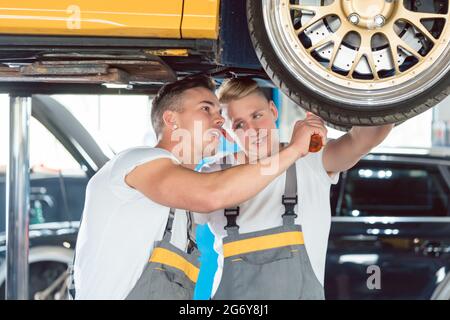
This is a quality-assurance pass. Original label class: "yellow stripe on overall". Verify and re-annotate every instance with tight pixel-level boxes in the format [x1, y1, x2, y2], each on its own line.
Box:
[223, 231, 305, 258]
[149, 247, 199, 283]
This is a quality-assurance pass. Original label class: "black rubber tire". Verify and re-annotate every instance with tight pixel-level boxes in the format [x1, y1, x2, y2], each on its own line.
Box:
[325, 122, 352, 132]
[246, 0, 450, 127]
[0, 261, 69, 300]
[326, 120, 406, 132]
[29, 261, 68, 300]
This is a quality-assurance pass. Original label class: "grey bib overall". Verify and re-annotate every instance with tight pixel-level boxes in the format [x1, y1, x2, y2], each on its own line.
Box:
[126, 209, 200, 300]
[213, 164, 325, 300]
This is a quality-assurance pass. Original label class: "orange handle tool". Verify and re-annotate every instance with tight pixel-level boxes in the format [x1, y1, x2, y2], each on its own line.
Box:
[309, 134, 323, 153]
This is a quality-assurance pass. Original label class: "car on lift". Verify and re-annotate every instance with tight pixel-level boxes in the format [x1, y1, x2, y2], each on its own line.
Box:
[1, 0, 450, 298]
[0, 1, 449, 129]
[1, 96, 449, 299]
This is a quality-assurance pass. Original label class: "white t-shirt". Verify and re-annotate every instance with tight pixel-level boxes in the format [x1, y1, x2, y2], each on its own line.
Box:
[195, 148, 339, 298]
[74, 147, 189, 300]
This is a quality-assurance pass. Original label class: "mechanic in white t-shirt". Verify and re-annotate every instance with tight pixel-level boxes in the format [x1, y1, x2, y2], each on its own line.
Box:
[73, 75, 327, 299]
[196, 78, 394, 298]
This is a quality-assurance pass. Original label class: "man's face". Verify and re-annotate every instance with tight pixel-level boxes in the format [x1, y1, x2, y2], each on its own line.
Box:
[172, 87, 224, 161]
[225, 92, 279, 159]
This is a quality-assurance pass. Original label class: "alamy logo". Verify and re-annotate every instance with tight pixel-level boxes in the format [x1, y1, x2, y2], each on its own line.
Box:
[366, 265, 381, 290]
[67, 5, 81, 30]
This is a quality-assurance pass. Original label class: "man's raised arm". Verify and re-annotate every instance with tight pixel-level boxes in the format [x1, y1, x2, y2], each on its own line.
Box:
[126, 118, 327, 213]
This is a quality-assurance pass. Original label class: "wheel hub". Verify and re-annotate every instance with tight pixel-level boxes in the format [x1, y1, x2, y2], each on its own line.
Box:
[342, 0, 395, 29]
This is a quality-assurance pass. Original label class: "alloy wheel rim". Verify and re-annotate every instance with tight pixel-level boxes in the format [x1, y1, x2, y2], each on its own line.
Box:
[262, 0, 450, 108]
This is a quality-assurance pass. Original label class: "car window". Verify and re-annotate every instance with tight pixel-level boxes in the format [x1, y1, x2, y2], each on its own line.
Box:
[336, 162, 450, 217]
[29, 118, 88, 226]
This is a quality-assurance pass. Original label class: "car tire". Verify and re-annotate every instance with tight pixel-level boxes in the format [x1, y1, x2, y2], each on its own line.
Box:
[247, 0, 450, 127]
[0, 246, 73, 300]
[326, 120, 406, 132]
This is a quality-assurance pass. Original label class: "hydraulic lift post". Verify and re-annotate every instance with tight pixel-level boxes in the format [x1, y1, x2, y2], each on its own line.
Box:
[6, 95, 31, 300]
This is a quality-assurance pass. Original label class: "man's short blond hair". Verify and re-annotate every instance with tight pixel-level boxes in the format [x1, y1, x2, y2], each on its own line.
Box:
[217, 78, 268, 104]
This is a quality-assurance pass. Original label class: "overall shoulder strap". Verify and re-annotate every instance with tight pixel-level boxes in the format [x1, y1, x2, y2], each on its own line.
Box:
[282, 163, 298, 226]
[163, 208, 176, 241]
[220, 162, 240, 236]
[165, 208, 198, 253]
[185, 210, 197, 253]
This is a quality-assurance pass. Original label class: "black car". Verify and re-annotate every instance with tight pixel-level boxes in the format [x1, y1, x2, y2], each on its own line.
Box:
[326, 149, 450, 300]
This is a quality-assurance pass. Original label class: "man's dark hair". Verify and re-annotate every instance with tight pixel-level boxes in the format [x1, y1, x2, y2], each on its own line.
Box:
[151, 75, 216, 138]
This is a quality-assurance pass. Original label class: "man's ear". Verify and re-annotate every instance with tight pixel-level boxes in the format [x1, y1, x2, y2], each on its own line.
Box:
[162, 110, 178, 129]
[269, 100, 279, 121]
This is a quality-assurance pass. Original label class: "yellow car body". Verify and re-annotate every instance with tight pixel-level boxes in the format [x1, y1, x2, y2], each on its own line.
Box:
[0, 0, 449, 140]
[0, 0, 220, 39]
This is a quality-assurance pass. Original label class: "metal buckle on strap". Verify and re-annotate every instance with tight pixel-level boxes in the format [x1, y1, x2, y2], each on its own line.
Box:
[282, 195, 298, 218]
[224, 207, 240, 231]
[186, 238, 197, 254]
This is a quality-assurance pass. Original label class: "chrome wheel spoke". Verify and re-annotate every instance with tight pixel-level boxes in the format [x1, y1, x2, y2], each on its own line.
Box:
[290, 1, 340, 34]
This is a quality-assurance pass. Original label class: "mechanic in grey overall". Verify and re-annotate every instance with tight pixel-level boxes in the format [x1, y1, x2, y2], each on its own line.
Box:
[212, 163, 323, 299]
[126, 209, 199, 299]
[196, 77, 393, 300]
